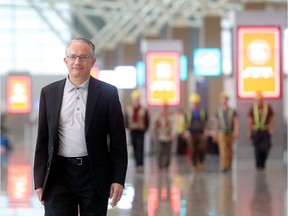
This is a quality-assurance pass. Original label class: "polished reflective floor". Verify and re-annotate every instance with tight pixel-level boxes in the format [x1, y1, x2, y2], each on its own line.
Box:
[1, 152, 287, 216]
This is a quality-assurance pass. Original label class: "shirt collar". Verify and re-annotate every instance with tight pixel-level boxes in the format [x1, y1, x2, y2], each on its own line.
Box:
[65, 76, 90, 92]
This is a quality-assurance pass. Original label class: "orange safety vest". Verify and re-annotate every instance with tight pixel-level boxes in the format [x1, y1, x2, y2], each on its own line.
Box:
[127, 105, 147, 130]
[154, 113, 172, 135]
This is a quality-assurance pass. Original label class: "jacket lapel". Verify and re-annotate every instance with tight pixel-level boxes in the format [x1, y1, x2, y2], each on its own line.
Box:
[85, 77, 100, 136]
[52, 79, 65, 144]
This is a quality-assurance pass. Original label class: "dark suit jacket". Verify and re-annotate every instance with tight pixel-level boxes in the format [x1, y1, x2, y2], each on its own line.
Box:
[33, 76, 128, 200]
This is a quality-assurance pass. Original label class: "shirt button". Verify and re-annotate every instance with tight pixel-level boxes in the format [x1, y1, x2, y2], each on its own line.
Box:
[77, 97, 80, 100]
[77, 87, 79, 90]
[77, 108, 80, 110]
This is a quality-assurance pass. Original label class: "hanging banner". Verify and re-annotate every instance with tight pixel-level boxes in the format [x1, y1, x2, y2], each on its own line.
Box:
[237, 26, 281, 98]
[7, 75, 32, 113]
[146, 52, 180, 106]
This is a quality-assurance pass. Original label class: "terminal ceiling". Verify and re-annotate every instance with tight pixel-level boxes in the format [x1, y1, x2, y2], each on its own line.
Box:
[26, 0, 286, 55]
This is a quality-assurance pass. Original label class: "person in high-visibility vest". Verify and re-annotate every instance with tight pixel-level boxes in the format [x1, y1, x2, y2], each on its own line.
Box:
[153, 101, 174, 170]
[214, 91, 239, 173]
[173, 106, 188, 155]
[125, 89, 150, 173]
[185, 93, 209, 171]
[248, 91, 274, 171]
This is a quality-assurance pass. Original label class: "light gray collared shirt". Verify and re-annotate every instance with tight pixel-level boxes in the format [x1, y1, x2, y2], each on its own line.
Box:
[58, 77, 89, 157]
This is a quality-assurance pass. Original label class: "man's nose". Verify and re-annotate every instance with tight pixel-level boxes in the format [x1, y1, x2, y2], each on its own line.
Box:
[75, 56, 81, 62]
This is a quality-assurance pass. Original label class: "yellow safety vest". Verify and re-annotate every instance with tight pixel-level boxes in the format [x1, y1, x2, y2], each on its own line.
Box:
[174, 113, 186, 134]
[253, 102, 269, 130]
[185, 109, 206, 130]
[218, 108, 234, 133]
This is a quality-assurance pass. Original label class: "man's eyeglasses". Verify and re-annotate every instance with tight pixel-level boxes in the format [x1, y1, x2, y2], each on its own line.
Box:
[66, 55, 93, 62]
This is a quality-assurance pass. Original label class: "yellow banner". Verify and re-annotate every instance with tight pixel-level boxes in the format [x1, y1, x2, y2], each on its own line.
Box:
[146, 52, 180, 106]
[7, 76, 31, 113]
[237, 26, 280, 98]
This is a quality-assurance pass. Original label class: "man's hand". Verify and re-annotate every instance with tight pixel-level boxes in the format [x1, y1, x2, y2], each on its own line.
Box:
[268, 128, 274, 137]
[109, 183, 123, 208]
[35, 187, 44, 205]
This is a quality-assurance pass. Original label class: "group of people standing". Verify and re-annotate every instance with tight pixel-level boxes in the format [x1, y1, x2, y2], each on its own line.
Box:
[125, 89, 274, 174]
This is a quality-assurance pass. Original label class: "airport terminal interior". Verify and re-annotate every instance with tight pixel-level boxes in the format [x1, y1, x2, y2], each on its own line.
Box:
[0, 0, 287, 215]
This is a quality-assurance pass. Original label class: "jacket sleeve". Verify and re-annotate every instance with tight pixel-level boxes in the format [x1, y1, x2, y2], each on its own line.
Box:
[33, 88, 49, 189]
[107, 87, 128, 186]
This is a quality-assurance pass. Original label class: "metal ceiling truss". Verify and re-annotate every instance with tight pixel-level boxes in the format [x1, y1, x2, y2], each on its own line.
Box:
[26, 0, 286, 55]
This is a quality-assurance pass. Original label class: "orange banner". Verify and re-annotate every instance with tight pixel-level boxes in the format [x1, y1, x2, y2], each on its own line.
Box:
[7, 75, 31, 113]
[237, 26, 281, 98]
[146, 52, 180, 106]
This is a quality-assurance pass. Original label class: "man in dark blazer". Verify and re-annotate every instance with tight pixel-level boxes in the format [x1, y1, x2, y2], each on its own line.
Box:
[33, 38, 128, 216]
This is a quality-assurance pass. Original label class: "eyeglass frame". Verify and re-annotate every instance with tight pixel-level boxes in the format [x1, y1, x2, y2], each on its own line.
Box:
[66, 55, 94, 62]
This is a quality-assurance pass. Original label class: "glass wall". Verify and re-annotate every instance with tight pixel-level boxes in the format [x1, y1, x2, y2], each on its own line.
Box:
[0, 0, 71, 75]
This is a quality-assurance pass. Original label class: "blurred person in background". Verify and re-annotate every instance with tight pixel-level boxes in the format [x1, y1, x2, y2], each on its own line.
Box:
[214, 92, 239, 173]
[125, 89, 149, 173]
[153, 101, 174, 170]
[33, 38, 128, 216]
[0, 113, 12, 189]
[0, 113, 12, 168]
[185, 93, 209, 172]
[248, 91, 274, 171]
[174, 106, 188, 155]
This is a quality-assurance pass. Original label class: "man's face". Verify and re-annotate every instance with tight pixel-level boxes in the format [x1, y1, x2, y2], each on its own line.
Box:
[220, 97, 228, 106]
[192, 102, 199, 109]
[162, 104, 169, 113]
[64, 41, 96, 80]
[256, 97, 264, 104]
[132, 98, 140, 106]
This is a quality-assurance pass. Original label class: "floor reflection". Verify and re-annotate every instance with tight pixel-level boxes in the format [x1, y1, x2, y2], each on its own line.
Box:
[249, 173, 272, 216]
[1, 155, 286, 216]
[218, 173, 235, 215]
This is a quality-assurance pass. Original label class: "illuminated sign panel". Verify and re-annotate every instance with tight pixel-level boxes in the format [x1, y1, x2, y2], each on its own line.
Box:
[146, 52, 180, 106]
[90, 66, 100, 78]
[7, 75, 31, 113]
[237, 26, 281, 98]
[193, 48, 222, 76]
[180, 55, 188, 81]
[136, 61, 146, 85]
[98, 66, 137, 89]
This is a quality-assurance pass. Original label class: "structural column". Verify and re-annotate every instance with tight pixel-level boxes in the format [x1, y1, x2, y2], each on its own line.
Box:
[169, 25, 189, 109]
[118, 41, 138, 110]
[119, 42, 138, 65]
[201, 15, 222, 116]
[102, 47, 117, 70]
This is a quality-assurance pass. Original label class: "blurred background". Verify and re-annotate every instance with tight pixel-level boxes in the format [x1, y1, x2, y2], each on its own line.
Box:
[0, 0, 287, 215]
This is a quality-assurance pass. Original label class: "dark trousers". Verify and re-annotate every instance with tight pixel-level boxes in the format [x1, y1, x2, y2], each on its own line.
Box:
[252, 131, 271, 169]
[44, 157, 108, 216]
[189, 133, 206, 166]
[156, 141, 172, 169]
[130, 130, 145, 167]
[176, 134, 187, 155]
